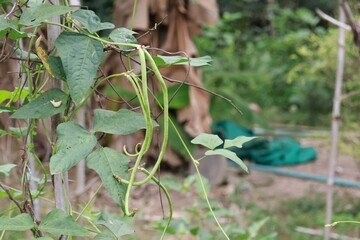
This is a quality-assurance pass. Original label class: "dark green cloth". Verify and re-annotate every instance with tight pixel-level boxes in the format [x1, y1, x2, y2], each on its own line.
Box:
[212, 120, 317, 166]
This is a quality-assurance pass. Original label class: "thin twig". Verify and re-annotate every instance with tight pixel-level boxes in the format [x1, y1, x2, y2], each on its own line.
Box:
[0, 182, 23, 212]
[316, 9, 351, 31]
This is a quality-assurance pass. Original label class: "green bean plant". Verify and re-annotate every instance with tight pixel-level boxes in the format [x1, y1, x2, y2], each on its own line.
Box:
[0, 1, 251, 239]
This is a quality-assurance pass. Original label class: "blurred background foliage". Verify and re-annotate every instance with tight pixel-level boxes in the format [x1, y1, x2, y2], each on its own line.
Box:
[196, 0, 360, 128]
[82, 0, 360, 128]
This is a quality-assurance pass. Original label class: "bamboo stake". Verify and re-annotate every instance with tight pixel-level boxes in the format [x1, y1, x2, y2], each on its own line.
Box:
[324, 4, 346, 240]
[47, 0, 69, 216]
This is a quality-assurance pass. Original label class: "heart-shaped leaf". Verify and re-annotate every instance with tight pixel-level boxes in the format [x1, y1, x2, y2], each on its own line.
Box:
[93, 109, 158, 135]
[19, 4, 71, 26]
[0, 214, 35, 231]
[55, 32, 103, 104]
[87, 148, 129, 209]
[39, 209, 88, 236]
[72, 9, 114, 34]
[50, 122, 97, 174]
[191, 133, 223, 150]
[96, 219, 134, 238]
[109, 28, 137, 52]
[11, 88, 68, 119]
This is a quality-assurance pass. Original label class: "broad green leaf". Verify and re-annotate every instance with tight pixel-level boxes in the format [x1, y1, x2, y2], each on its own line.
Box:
[50, 122, 97, 174]
[0, 214, 35, 231]
[0, 164, 16, 176]
[152, 55, 212, 68]
[96, 219, 134, 238]
[72, 9, 114, 34]
[93, 230, 116, 240]
[87, 148, 129, 209]
[224, 136, 257, 149]
[39, 209, 88, 236]
[11, 88, 68, 119]
[191, 133, 223, 150]
[47, 56, 66, 81]
[109, 28, 137, 52]
[205, 149, 248, 172]
[19, 4, 71, 26]
[92, 109, 158, 135]
[55, 32, 103, 104]
[0, 15, 29, 40]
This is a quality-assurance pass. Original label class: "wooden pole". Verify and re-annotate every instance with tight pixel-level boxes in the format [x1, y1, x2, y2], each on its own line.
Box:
[47, 0, 69, 215]
[324, 3, 346, 240]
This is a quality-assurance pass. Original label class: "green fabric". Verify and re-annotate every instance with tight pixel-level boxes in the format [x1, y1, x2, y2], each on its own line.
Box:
[212, 120, 317, 166]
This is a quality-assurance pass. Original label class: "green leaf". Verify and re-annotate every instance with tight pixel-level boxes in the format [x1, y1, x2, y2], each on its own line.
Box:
[191, 133, 223, 150]
[205, 149, 248, 172]
[72, 9, 114, 34]
[92, 109, 158, 135]
[0, 87, 29, 105]
[19, 4, 72, 26]
[87, 147, 129, 209]
[11, 88, 68, 119]
[109, 28, 137, 52]
[96, 219, 134, 238]
[0, 14, 30, 40]
[152, 55, 212, 68]
[9, 126, 28, 138]
[248, 217, 269, 238]
[0, 214, 35, 231]
[0, 90, 12, 104]
[224, 136, 257, 149]
[39, 209, 88, 236]
[0, 106, 15, 113]
[15, 48, 39, 61]
[47, 56, 66, 81]
[50, 122, 97, 174]
[93, 230, 116, 240]
[0, 164, 16, 176]
[0, 129, 8, 137]
[55, 32, 103, 104]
